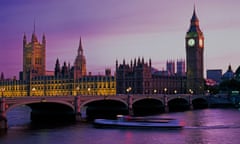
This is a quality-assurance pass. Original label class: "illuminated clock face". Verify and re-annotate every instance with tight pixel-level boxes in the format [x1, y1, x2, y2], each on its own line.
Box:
[188, 38, 195, 46]
[199, 38, 203, 47]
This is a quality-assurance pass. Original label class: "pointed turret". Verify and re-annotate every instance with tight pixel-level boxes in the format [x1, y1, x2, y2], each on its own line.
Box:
[78, 37, 83, 56]
[116, 59, 118, 70]
[191, 5, 199, 26]
[0, 72, 4, 81]
[149, 58, 152, 68]
[42, 33, 46, 44]
[74, 37, 87, 79]
[23, 33, 27, 46]
[227, 64, 232, 72]
[31, 20, 38, 42]
[186, 5, 203, 36]
[31, 33, 38, 42]
[54, 58, 61, 76]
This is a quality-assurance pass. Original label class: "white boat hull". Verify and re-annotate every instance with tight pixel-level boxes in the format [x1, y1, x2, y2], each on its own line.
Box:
[94, 118, 184, 129]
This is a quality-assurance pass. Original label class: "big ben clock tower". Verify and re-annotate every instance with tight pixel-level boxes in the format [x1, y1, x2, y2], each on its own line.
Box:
[185, 7, 204, 94]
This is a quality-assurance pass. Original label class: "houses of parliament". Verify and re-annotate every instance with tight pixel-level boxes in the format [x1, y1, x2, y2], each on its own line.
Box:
[0, 8, 204, 97]
[0, 31, 116, 97]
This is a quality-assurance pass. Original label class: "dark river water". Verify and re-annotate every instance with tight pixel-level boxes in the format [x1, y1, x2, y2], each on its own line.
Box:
[1, 106, 240, 144]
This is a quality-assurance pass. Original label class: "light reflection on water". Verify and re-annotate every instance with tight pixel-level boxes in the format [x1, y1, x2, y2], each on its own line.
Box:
[1, 107, 240, 144]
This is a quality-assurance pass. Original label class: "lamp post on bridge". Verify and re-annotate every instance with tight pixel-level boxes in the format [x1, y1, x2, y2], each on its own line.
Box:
[126, 87, 133, 116]
[153, 89, 157, 95]
[76, 86, 80, 96]
[189, 89, 194, 110]
[32, 87, 36, 96]
[163, 88, 168, 112]
[87, 87, 91, 95]
[174, 90, 177, 95]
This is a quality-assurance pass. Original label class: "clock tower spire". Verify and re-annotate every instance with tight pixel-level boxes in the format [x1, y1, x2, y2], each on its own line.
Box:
[185, 6, 204, 94]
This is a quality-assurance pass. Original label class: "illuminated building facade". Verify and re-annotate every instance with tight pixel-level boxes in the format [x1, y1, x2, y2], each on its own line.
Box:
[116, 58, 152, 94]
[22, 31, 46, 80]
[0, 74, 115, 97]
[0, 35, 115, 97]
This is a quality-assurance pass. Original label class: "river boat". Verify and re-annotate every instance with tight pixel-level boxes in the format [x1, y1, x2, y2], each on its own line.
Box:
[93, 115, 185, 129]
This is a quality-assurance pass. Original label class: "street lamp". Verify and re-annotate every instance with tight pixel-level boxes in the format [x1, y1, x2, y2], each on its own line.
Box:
[164, 88, 167, 95]
[174, 90, 177, 94]
[153, 89, 157, 94]
[76, 86, 80, 96]
[32, 87, 36, 96]
[163, 88, 168, 110]
[126, 87, 132, 94]
[87, 87, 91, 95]
[126, 87, 133, 115]
[189, 89, 193, 95]
[207, 89, 210, 95]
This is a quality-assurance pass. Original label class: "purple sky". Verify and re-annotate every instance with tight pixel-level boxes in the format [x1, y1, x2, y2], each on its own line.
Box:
[1, 0, 240, 78]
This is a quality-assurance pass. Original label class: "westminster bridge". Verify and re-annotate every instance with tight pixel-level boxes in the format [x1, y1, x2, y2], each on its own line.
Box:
[0, 94, 219, 129]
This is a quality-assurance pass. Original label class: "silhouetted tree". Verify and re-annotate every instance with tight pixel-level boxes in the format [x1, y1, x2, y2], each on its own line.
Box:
[219, 79, 240, 94]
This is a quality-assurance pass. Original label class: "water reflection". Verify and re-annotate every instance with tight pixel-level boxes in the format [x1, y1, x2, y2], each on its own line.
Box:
[2, 108, 240, 144]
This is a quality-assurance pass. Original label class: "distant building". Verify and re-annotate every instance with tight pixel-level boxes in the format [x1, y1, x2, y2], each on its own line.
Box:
[166, 60, 175, 75]
[222, 65, 234, 81]
[116, 58, 186, 94]
[235, 66, 240, 81]
[207, 69, 222, 84]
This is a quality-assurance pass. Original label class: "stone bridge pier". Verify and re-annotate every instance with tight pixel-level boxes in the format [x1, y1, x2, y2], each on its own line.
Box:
[0, 98, 7, 130]
[164, 96, 169, 112]
[128, 95, 133, 116]
[75, 96, 82, 121]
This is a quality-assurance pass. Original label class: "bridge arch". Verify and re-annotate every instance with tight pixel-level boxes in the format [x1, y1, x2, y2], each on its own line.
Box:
[6, 100, 74, 113]
[80, 98, 128, 120]
[132, 97, 165, 116]
[167, 96, 189, 102]
[80, 97, 128, 108]
[133, 96, 163, 104]
[6, 100, 75, 122]
[192, 98, 208, 109]
[168, 98, 190, 112]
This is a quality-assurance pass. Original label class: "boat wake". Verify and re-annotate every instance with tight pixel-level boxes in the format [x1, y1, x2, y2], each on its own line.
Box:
[185, 124, 240, 130]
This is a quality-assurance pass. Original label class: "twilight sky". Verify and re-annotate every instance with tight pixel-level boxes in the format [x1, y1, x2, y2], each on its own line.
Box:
[1, 0, 240, 78]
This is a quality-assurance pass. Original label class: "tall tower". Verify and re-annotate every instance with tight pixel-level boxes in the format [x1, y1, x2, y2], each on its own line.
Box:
[185, 7, 204, 94]
[74, 37, 87, 79]
[176, 60, 186, 76]
[23, 28, 46, 80]
[166, 60, 175, 75]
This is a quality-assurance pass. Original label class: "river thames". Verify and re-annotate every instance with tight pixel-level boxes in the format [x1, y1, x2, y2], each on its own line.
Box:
[1, 106, 240, 144]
